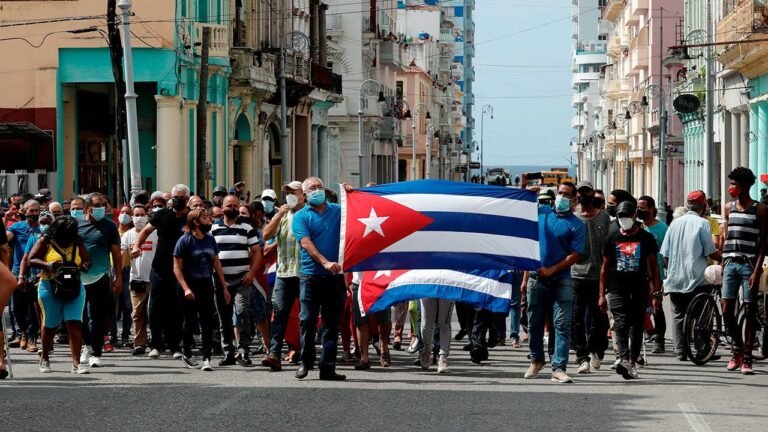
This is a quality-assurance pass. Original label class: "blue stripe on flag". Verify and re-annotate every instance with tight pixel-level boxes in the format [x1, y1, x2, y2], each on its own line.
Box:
[420, 212, 538, 241]
[361, 179, 535, 201]
[368, 284, 510, 314]
[348, 252, 540, 272]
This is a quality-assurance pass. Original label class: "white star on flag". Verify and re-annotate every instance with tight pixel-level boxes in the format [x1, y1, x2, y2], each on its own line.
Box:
[373, 270, 391, 280]
[357, 208, 389, 238]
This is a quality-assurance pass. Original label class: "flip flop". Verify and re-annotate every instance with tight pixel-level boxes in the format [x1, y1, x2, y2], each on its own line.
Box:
[380, 351, 391, 368]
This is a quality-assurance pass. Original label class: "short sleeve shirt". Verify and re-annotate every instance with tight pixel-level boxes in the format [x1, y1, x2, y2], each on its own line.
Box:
[292, 203, 341, 276]
[78, 218, 120, 285]
[603, 227, 658, 293]
[660, 212, 717, 294]
[644, 221, 668, 279]
[211, 221, 260, 281]
[24, 234, 42, 279]
[571, 209, 611, 280]
[537, 206, 586, 279]
[173, 233, 219, 280]
[8, 221, 40, 274]
[121, 228, 158, 282]
[275, 211, 302, 278]
[149, 208, 187, 278]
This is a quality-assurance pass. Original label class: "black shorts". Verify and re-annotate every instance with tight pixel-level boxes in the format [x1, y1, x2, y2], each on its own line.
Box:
[351, 283, 392, 326]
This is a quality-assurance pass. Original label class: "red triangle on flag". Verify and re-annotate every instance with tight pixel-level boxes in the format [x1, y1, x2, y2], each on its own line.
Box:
[359, 270, 409, 314]
[342, 190, 434, 270]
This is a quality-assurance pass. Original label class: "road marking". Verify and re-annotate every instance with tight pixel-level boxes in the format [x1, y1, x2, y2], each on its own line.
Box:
[678, 403, 713, 432]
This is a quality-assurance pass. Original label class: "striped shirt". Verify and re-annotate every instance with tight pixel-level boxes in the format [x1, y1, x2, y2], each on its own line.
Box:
[211, 221, 260, 281]
[276, 211, 302, 278]
[723, 201, 759, 262]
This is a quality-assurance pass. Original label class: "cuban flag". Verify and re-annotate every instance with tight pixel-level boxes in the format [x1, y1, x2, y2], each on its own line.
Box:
[359, 269, 516, 315]
[339, 180, 540, 272]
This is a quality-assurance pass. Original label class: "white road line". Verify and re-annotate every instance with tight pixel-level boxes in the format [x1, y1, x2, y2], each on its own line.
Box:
[678, 403, 713, 432]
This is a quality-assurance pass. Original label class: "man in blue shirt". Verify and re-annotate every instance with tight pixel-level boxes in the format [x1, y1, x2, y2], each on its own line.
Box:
[6, 199, 41, 351]
[525, 182, 586, 383]
[291, 176, 346, 381]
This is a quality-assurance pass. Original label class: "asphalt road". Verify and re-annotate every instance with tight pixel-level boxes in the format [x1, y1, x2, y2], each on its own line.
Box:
[2, 321, 766, 432]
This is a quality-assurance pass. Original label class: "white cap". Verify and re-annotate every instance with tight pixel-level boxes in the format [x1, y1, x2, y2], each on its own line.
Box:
[261, 189, 277, 200]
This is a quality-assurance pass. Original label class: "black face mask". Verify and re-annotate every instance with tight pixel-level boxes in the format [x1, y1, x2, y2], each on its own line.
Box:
[213, 197, 224, 207]
[223, 209, 238, 219]
[199, 223, 212, 234]
[172, 197, 187, 211]
[636, 209, 649, 220]
[606, 205, 617, 217]
[593, 198, 605, 209]
[577, 195, 594, 207]
[26, 214, 39, 224]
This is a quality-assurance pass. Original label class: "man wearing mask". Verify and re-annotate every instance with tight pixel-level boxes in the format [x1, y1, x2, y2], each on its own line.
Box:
[115, 205, 134, 347]
[605, 189, 635, 220]
[660, 190, 721, 361]
[637, 196, 669, 354]
[261, 189, 278, 221]
[69, 197, 86, 221]
[525, 182, 585, 383]
[7, 199, 42, 351]
[212, 186, 228, 208]
[78, 193, 123, 367]
[571, 182, 610, 374]
[132, 184, 190, 359]
[720, 167, 766, 374]
[261, 181, 305, 371]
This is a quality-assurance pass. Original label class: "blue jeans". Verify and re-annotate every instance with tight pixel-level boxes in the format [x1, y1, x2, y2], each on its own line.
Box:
[527, 274, 574, 371]
[509, 271, 523, 341]
[299, 274, 346, 372]
[722, 259, 755, 302]
[269, 277, 300, 357]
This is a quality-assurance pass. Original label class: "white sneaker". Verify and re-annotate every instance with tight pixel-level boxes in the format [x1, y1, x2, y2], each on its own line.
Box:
[148, 348, 161, 359]
[628, 362, 639, 379]
[615, 360, 634, 380]
[577, 360, 590, 374]
[437, 355, 449, 373]
[590, 354, 602, 370]
[80, 346, 92, 364]
[71, 364, 90, 375]
[39, 360, 51, 373]
[610, 358, 620, 370]
[551, 369, 573, 383]
[172, 351, 183, 360]
[88, 356, 103, 368]
[201, 359, 214, 371]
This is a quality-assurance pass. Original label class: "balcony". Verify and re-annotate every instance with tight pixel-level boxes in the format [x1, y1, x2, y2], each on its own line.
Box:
[629, 45, 648, 73]
[380, 41, 403, 68]
[229, 48, 277, 91]
[572, 92, 586, 107]
[571, 72, 601, 88]
[439, 28, 455, 43]
[311, 63, 342, 95]
[284, 51, 311, 83]
[572, 22, 579, 39]
[628, 0, 648, 21]
[194, 23, 229, 58]
[604, 77, 629, 98]
[717, 0, 768, 76]
[602, 0, 624, 22]
[571, 115, 585, 129]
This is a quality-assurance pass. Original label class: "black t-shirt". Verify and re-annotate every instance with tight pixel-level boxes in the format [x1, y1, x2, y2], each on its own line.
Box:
[149, 208, 187, 277]
[0, 227, 7, 246]
[603, 227, 658, 293]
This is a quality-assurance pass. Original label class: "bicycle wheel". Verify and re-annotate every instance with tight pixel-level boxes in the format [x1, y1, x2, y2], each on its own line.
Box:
[738, 294, 768, 361]
[683, 293, 722, 365]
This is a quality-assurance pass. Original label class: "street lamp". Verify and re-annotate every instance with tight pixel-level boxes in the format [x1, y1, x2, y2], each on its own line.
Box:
[279, 30, 309, 183]
[358, 79, 382, 187]
[480, 105, 494, 181]
[412, 103, 429, 180]
[646, 83, 667, 219]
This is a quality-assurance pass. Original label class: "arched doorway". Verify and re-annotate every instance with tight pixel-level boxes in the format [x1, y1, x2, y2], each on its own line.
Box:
[266, 122, 282, 189]
[233, 113, 252, 186]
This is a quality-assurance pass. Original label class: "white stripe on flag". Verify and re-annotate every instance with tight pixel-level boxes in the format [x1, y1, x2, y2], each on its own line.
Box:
[381, 231, 540, 260]
[387, 270, 512, 300]
[384, 194, 538, 221]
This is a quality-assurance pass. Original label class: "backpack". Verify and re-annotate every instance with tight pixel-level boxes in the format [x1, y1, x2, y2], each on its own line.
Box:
[49, 241, 81, 301]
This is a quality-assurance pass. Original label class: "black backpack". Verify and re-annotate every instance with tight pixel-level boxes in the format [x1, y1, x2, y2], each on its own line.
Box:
[49, 241, 81, 301]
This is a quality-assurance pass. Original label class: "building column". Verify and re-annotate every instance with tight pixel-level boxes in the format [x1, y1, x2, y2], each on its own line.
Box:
[740, 109, 750, 168]
[750, 103, 759, 195]
[722, 113, 734, 210]
[758, 102, 768, 194]
[730, 112, 740, 170]
[155, 95, 184, 192]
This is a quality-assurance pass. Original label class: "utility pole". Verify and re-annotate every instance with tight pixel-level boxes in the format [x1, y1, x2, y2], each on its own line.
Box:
[196, 26, 211, 196]
[116, 0, 142, 197]
[107, 0, 128, 202]
[657, 7, 668, 221]
[704, 0, 715, 199]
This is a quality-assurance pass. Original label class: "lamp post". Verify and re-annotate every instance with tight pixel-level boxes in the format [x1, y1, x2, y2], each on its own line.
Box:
[480, 104, 494, 181]
[625, 100, 646, 194]
[413, 103, 429, 180]
[426, 125, 437, 179]
[646, 83, 667, 219]
[279, 31, 309, 183]
[116, 0, 141, 196]
[357, 79, 382, 187]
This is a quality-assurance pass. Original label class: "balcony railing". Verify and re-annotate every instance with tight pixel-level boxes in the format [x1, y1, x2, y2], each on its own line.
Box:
[380, 41, 403, 67]
[230, 48, 277, 88]
[284, 51, 311, 83]
[717, 0, 767, 44]
[194, 23, 229, 58]
[311, 62, 342, 94]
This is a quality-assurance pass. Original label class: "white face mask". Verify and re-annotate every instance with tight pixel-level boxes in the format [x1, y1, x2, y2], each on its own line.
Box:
[286, 194, 299, 209]
[618, 217, 635, 231]
[133, 216, 148, 230]
[118, 213, 132, 225]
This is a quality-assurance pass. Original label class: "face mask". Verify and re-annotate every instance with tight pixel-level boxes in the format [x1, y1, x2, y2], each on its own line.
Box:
[70, 209, 84, 220]
[554, 196, 571, 213]
[223, 209, 239, 219]
[728, 185, 741, 198]
[92, 207, 106, 221]
[172, 197, 187, 211]
[118, 213, 132, 225]
[26, 214, 39, 224]
[39, 224, 49, 233]
[618, 217, 635, 231]
[593, 198, 605, 209]
[577, 195, 593, 207]
[307, 190, 326, 206]
[213, 197, 224, 207]
[606, 205, 617, 218]
[636, 209, 649, 221]
[152, 205, 164, 213]
[199, 223, 212, 234]
[263, 200, 275, 213]
[286, 194, 299, 209]
[133, 216, 148, 229]
[213, 218, 223, 225]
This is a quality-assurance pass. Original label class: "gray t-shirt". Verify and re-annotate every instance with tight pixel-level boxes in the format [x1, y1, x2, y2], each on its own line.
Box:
[571, 208, 611, 280]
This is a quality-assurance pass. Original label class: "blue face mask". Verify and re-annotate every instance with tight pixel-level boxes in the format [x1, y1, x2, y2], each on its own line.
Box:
[263, 200, 275, 213]
[92, 207, 106, 221]
[307, 190, 326, 206]
[70, 209, 84, 220]
[39, 224, 49, 233]
[555, 196, 571, 213]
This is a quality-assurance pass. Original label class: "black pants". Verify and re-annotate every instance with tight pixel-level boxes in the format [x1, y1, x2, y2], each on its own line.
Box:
[469, 308, 497, 359]
[606, 290, 647, 362]
[456, 302, 475, 332]
[653, 302, 667, 344]
[182, 277, 217, 360]
[12, 283, 39, 340]
[571, 278, 609, 363]
[82, 276, 112, 357]
[669, 286, 710, 354]
[148, 270, 183, 352]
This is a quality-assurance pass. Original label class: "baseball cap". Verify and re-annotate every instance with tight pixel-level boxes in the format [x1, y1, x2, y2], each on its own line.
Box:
[538, 190, 555, 201]
[687, 190, 707, 206]
[616, 200, 637, 217]
[261, 189, 277, 200]
[575, 181, 594, 192]
[282, 181, 303, 192]
[212, 186, 228, 196]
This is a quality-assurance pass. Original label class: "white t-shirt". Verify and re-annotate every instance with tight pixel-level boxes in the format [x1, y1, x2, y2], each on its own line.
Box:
[121, 228, 158, 282]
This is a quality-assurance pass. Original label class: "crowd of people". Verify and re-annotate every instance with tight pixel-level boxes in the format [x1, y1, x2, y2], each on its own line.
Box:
[0, 167, 765, 382]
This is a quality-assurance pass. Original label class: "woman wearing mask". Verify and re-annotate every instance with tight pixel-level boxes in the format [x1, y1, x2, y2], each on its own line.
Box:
[29, 216, 92, 374]
[173, 209, 231, 371]
[17, 211, 55, 353]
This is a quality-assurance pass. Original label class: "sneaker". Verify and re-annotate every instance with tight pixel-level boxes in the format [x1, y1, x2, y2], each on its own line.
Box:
[218, 354, 237, 366]
[437, 355, 449, 373]
[652, 343, 665, 354]
[628, 362, 639, 379]
[590, 354, 602, 370]
[80, 346, 92, 364]
[420, 347, 431, 370]
[238, 349, 252, 366]
[201, 359, 214, 372]
[551, 369, 573, 383]
[727, 353, 743, 371]
[615, 360, 633, 380]
[181, 356, 199, 369]
[132, 346, 146, 356]
[524, 361, 545, 379]
[636, 355, 647, 368]
[610, 358, 621, 370]
[71, 364, 90, 375]
[39, 359, 51, 373]
[407, 339, 421, 354]
[172, 351, 183, 360]
[103, 341, 114, 353]
[88, 356, 103, 368]
[148, 348, 161, 359]
[8, 336, 20, 348]
[27, 340, 38, 353]
[741, 360, 754, 375]
[577, 360, 590, 374]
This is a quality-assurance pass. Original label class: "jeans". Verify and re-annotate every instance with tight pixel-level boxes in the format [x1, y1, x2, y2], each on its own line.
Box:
[527, 274, 574, 371]
[148, 270, 183, 352]
[269, 277, 301, 357]
[420, 299, 453, 356]
[181, 277, 217, 360]
[669, 285, 710, 355]
[722, 259, 757, 356]
[721, 259, 755, 302]
[571, 278, 609, 363]
[606, 290, 647, 362]
[299, 274, 346, 373]
[216, 278, 252, 355]
[509, 271, 523, 341]
[82, 276, 112, 357]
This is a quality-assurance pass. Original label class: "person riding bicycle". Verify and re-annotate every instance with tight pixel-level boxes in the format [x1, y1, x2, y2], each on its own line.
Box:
[720, 167, 767, 375]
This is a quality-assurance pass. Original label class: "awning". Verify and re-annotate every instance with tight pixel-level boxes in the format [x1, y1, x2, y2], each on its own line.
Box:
[0, 122, 53, 141]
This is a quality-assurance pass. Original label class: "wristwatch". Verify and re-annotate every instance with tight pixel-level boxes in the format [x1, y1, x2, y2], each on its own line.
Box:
[652, 291, 663, 299]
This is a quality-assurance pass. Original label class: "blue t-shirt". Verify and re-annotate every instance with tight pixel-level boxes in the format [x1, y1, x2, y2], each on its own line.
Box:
[78, 218, 121, 285]
[24, 234, 42, 279]
[644, 221, 668, 279]
[292, 203, 341, 276]
[8, 221, 40, 274]
[173, 232, 220, 280]
[537, 206, 586, 279]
